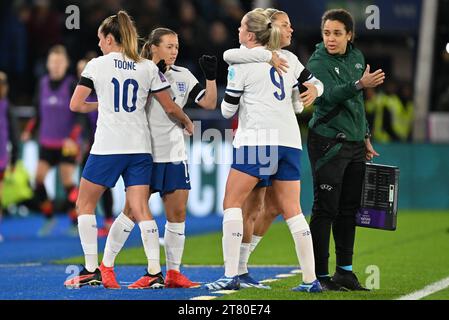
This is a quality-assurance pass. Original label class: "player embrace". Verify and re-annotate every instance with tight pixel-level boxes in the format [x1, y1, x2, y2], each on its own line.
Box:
[206, 9, 322, 293]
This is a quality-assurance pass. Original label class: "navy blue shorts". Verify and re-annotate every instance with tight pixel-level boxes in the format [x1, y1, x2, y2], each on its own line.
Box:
[231, 146, 302, 184]
[151, 161, 191, 197]
[82, 153, 153, 188]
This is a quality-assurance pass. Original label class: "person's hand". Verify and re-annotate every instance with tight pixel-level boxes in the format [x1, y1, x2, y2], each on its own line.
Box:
[62, 138, 79, 157]
[359, 64, 385, 89]
[199, 55, 217, 80]
[21, 131, 31, 142]
[156, 59, 167, 74]
[300, 83, 318, 107]
[183, 118, 194, 136]
[270, 51, 289, 75]
[365, 138, 380, 161]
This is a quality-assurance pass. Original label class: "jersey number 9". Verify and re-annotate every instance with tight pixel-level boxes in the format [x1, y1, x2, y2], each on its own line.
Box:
[111, 78, 138, 112]
[270, 67, 285, 101]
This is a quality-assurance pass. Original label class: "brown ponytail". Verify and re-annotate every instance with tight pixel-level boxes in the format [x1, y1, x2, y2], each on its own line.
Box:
[99, 10, 141, 62]
[141, 28, 177, 60]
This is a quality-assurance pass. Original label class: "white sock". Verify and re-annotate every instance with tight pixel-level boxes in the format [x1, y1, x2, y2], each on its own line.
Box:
[222, 208, 243, 277]
[139, 220, 161, 275]
[249, 235, 262, 254]
[286, 214, 316, 284]
[238, 243, 251, 275]
[164, 222, 185, 272]
[102, 212, 135, 267]
[78, 214, 98, 272]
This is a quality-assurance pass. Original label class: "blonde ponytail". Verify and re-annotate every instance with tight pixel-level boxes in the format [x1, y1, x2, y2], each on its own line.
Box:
[244, 9, 281, 51]
[266, 24, 281, 51]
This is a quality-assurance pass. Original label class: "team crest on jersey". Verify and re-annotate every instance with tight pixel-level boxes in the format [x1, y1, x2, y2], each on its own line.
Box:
[355, 63, 363, 70]
[334, 67, 340, 75]
[176, 81, 187, 93]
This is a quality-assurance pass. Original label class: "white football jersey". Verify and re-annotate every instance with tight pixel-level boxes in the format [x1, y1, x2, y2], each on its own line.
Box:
[226, 48, 302, 149]
[81, 52, 170, 155]
[147, 65, 204, 162]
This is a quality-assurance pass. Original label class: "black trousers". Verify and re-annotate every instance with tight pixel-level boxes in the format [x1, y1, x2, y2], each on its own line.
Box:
[307, 130, 366, 276]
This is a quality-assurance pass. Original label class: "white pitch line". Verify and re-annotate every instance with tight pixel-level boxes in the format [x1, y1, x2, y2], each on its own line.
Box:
[0, 262, 42, 268]
[213, 290, 239, 294]
[259, 279, 278, 283]
[276, 274, 296, 278]
[290, 269, 302, 274]
[190, 296, 217, 300]
[397, 276, 449, 300]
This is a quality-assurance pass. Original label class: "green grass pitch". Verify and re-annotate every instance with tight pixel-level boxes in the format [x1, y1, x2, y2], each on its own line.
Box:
[57, 210, 449, 300]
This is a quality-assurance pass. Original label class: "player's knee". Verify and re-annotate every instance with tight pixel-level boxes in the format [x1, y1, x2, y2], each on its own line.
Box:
[127, 201, 150, 218]
[265, 204, 280, 220]
[166, 207, 186, 222]
[75, 198, 94, 215]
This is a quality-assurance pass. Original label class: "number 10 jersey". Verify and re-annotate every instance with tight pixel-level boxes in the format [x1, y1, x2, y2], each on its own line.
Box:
[81, 52, 170, 155]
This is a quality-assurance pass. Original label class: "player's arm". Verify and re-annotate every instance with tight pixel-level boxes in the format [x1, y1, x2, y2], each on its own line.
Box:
[221, 89, 242, 119]
[153, 89, 194, 135]
[70, 77, 98, 113]
[291, 87, 304, 114]
[196, 55, 218, 110]
[221, 65, 244, 119]
[223, 47, 288, 75]
[223, 47, 271, 65]
[297, 68, 324, 108]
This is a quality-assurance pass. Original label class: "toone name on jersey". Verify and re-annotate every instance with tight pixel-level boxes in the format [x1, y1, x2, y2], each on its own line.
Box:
[114, 59, 136, 70]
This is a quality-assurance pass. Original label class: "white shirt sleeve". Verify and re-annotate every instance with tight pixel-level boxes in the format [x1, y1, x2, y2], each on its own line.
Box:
[223, 47, 272, 65]
[291, 88, 304, 114]
[221, 65, 245, 119]
[81, 59, 97, 81]
[148, 61, 171, 93]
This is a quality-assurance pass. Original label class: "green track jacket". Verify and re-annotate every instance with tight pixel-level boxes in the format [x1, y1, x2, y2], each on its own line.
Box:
[307, 42, 369, 141]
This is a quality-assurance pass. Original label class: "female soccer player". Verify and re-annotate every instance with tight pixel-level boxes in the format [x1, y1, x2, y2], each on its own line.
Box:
[99, 27, 217, 289]
[22, 45, 81, 236]
[222, 8, 324, 289]
[0, 71, 19, 242]
[206, 9, 321, 292]
[64, 11, 194, 289]
[76, 57, 114, 238]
